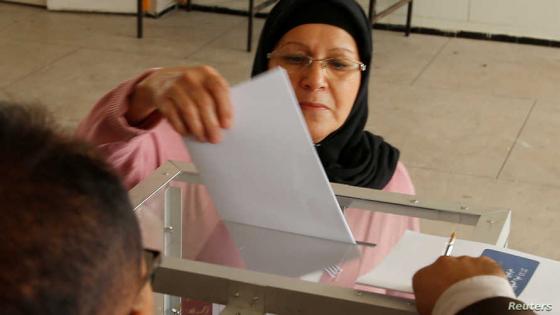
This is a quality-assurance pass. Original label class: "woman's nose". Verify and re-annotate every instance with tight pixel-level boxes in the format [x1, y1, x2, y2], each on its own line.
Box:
[300, 61, 328, 91]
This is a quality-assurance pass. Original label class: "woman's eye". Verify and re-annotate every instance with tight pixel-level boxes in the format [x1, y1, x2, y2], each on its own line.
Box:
[282, 55, 307, 64]
[328, 59, 352, 70]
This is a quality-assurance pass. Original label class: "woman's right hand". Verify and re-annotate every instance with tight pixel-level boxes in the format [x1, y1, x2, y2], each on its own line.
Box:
[126, 66, 233, 143]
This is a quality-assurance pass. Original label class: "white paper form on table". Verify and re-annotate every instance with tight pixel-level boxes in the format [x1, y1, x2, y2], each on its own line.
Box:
[185, 68, 355, 244]
[357, 231, 560, 314]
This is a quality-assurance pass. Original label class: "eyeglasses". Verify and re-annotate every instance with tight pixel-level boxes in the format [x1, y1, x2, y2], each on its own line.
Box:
[141, 248, 161, 286]
[267, 51, 366, 80]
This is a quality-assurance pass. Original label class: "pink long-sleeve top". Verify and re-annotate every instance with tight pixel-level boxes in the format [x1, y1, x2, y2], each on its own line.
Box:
[76, 70, 419, 294]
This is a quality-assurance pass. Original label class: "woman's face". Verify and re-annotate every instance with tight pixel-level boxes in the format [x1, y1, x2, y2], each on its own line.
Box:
[268, 24, 362, 143]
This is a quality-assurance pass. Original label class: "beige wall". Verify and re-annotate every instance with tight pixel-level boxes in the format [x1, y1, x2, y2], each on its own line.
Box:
[372, 0, 560, 41]
[6, 0, 560, 41]
[45, 0, 175, 15]
[3, 0, 46, 6]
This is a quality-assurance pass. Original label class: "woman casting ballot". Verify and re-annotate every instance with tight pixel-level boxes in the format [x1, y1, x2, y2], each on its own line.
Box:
[77, 0, 418, 290]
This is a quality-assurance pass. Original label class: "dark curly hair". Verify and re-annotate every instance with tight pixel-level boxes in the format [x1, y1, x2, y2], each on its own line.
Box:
[0, 102, 143, 315]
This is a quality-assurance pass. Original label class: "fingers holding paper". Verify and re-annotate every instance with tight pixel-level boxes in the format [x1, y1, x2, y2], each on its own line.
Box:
[127, 66, 233, 143]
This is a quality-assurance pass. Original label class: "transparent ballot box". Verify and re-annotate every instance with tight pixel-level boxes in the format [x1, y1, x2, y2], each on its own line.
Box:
[130, 160, 511, 315]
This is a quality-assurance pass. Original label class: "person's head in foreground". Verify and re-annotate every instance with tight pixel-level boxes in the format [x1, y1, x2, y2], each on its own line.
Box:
[253, 0, 399, 189]
[0, 102, 155, 315]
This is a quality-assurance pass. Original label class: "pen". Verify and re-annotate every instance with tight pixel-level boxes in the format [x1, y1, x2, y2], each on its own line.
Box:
[444, 232, 456, 256]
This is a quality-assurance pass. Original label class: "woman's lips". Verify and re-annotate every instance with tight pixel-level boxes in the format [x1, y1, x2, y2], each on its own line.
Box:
[299, 102, 330, 110]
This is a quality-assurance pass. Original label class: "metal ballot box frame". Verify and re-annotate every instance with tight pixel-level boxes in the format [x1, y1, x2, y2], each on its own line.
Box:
[129, 160, 511, 315]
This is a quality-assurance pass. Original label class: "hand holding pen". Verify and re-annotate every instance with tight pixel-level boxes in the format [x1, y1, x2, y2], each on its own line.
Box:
[413, 233, 507, 315]
[444, 231, 456, 256]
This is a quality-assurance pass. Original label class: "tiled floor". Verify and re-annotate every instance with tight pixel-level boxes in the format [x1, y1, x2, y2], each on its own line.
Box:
[1, 2, 559, 260]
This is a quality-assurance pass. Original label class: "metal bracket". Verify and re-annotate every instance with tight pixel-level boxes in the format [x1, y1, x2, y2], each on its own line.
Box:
[220, 283, 265, 315]
[163, 187, 184, 315]
[472, 210, 511, 247]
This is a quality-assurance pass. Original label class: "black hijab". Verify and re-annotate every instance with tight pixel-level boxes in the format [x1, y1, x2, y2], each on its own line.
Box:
[251, 0, 400, 189]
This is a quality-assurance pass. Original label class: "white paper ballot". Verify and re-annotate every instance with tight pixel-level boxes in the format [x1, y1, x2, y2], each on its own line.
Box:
[357, 231, 560, 313]
[223, 221, 360, 277]
[185, 68, 355, 243]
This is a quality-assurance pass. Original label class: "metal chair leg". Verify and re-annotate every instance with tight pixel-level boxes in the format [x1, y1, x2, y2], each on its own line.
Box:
[368, 0, 377, 27]
[368, 0, 374, 22]
[247, 0, 254, 52]
[137, 0, 143, 38]
[405, 0, 413, 36]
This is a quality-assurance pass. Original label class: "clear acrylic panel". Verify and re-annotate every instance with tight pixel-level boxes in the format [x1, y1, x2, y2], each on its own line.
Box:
[130, 161, 510, 315]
